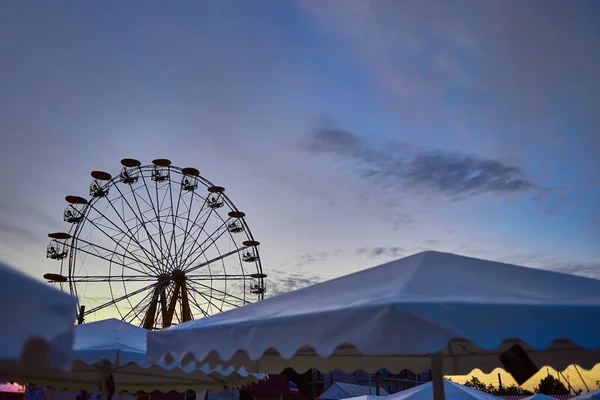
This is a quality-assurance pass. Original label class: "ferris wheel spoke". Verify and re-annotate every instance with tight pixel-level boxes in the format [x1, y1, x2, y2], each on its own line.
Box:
[71, 238, 152, 276]
[138, 170, 176, 268]
[165, 170, 183, 268]
[101, 192, 159, 269]
[185, 284, 226, 314]
[112, 181, 167, 273]
[68, 275, 157, 282]
[122, 288, 156, 323]
[175, 195, 210, 268]
[65, 238, 152, 277]
[187, 274, 250, 281]
[155, 174, 175, 266]
[186, 293, 210, 318]
[85, 282, 157, 315]
[125, 291, 156, 325]
[179, 204, 217, 266]
[184, 246, 247, 274]
[175, 191, 197, 268]
[189, 280, 250, 306]
[180, 217, 231, 270]
[79, 205, 159, 275]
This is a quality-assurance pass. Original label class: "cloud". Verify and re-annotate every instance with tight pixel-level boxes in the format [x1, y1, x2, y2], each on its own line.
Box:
[554, 263, 600, 279]
[294, 249, 343, 267]
[504, 252, 600, 280]
[266, 270, 325, 298]
[356, 246, 405, 259]
[302, 128, 540, 199]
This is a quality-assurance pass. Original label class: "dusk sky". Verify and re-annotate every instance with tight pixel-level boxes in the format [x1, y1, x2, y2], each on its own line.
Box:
[1, 0, 599, 390]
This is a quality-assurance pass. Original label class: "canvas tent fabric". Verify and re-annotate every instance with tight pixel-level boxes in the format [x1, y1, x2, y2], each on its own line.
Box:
[147, 250, 600, 376]
[382, 380, 501, 400]
[0, 262, 76, 371]
[523, 394, 566, 400]
[333, 396, 382, 400]
[502, 397, 573, 400]
[0, 319, 263, 393]
[573, 389, 600, 400]
[318, 382, 389, 400]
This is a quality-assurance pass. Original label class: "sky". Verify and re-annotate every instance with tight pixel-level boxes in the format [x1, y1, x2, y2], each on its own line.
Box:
[0, 0, 599, 391]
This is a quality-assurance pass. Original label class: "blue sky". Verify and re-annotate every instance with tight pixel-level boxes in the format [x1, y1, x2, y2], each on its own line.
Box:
[1, 1, 599, 312]
[1, 0, 600, 390]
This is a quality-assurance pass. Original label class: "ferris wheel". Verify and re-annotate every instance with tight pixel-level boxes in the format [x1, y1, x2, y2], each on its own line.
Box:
[44, 158, 266, 330]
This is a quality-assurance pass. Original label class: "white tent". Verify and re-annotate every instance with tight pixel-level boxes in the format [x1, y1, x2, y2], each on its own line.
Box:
[522, 394, 561, 400]
[338, 396, 382, 400]
[319, 382, 389, 400]
[147, 251, 600, 400]
[2, 319, 263, 397]
[380, 380, 501, 400]
[0, 262, 76, 371]
[572, 389, 600, 400]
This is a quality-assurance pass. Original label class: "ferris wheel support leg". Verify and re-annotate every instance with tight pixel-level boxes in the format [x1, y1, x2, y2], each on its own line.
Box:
[163, 281, 183, 328]
[76, 305, 86, 325]
[142, 288, 160, 330]
[180, 280, 192, 323]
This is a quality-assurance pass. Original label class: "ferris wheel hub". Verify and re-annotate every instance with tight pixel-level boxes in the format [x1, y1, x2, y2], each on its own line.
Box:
[171, 269, 186, 281]
[157, 273, 170, 283]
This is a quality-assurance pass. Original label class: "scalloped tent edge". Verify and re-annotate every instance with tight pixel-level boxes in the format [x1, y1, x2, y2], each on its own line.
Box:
[147, 251, 600, 400]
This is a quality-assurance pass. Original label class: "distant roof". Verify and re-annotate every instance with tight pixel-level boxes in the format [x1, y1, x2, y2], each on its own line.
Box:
[319, 382, 390, 399]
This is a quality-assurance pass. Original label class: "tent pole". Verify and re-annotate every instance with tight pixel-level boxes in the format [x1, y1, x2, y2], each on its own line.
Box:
[431, 353, 445, 400]
[99, 360, 112, 400]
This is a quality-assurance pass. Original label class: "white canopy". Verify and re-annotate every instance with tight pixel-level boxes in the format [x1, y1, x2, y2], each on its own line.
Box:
[572, 389, 600, 400]
[523, 395, 562, 400]
[2, 319, 263, 394]
[0, 262, 76, 371]
[338, 396, 382, 400]
[147, 251, 600, 374]
[380, 380, 501, 400]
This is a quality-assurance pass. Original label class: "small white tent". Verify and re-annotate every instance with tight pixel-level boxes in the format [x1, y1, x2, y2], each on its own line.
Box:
[319, 383, 389, 400]
[0, 262, 76, 372]
[382, 380, 500, 400]
[573, 389, 600, 400]
[2, 319, 263, 398]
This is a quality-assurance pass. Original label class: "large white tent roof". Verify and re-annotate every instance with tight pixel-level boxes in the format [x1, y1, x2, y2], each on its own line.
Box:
[148, 251, 600, 376]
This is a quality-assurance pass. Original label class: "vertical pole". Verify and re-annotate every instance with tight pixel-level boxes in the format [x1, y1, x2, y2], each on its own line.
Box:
[574, 366, 590, 392]
[498, 373, 503, 392]
[76, 305, 86, 325]
[99, 361, 114, 400]
[431, 353, 445, 400]
[368, 375, 372, 395]
[560, 371, 575, 395]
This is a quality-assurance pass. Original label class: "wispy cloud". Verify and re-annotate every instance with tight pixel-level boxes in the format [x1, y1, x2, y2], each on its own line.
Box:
[295, 250, 342, 267]
[356, 246, 405, 260]
[552, 262, 600, 280]
[302, 128, 541, 199]
[267, 269, 325, 298]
